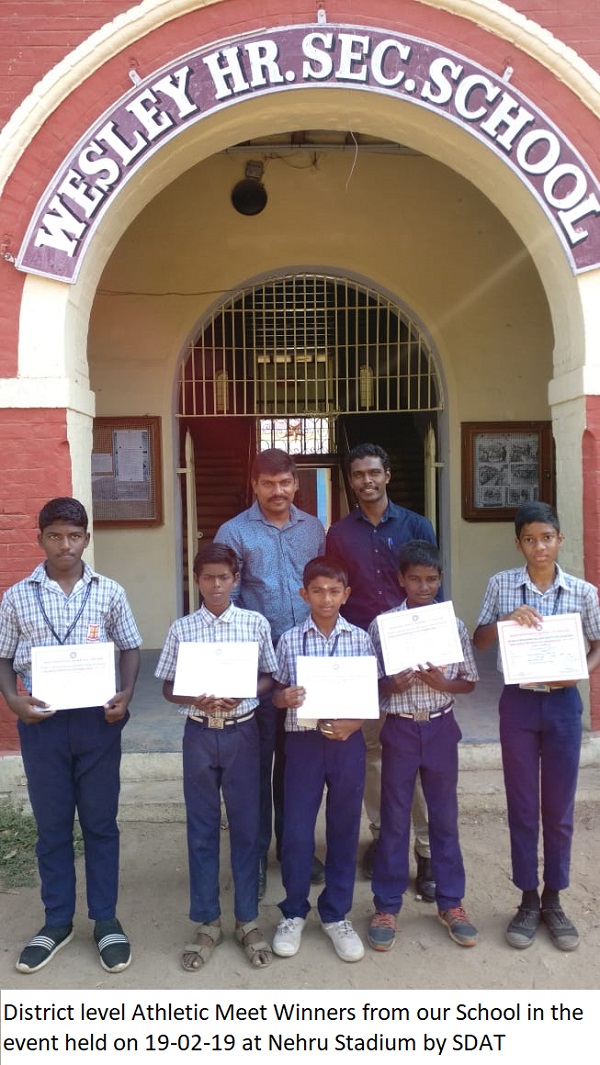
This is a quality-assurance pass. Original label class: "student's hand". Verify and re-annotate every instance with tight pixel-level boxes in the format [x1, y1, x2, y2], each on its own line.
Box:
[191, 694, 223, 715]
[282, 685, 306, 709]
[104, 690, 131, 723]
[506, 606, 543, 629]
[4, 693, 55, 724]
[416, 663, 449, 692]
[319, 718, 363, 742]
[388, 668, 416, 693]
[218, 698, 242, 712]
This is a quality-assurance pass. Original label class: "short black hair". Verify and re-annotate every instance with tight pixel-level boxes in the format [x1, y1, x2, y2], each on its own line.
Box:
[398, 539, 442, 574]
[193, 542, 239, 578]
[347, 442, 390, 473]
[38, 497, 88, 532]
[251, 448, 297, 481]
[515, 502, 560, 537]
[303, 555, 349, 588]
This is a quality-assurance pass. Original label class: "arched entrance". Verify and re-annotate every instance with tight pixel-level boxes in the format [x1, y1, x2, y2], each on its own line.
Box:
[177, 271, 443, 608]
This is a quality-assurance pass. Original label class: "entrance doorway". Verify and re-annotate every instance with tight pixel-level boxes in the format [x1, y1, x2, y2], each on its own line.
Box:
[177, 272, 443, 608]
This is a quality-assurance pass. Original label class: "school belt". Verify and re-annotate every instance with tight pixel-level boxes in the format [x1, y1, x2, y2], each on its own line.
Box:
[389, 702, 453, 722]
[517, 684, 568, 693]
[188, 710, 255, 729]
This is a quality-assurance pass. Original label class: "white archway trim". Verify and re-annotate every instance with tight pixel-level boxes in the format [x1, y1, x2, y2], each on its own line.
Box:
[2, 1, 600, 197]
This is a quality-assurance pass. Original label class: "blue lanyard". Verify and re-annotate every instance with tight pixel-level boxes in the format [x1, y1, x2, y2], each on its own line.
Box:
[35, 580, 92, 645]
[521, 583, 562, 614]
[302, 630, 340, 657]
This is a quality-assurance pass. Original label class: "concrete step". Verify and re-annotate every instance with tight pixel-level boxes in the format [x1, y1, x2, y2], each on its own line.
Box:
[2, 742, 599, 823]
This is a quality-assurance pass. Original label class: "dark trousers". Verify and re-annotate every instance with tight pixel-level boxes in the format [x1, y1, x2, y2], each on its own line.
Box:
[279, 728, 365, 924]
[256, 694, 286, 859]
[18, 707, 125, 926]
[373, 711, 465, 913]
[183, 715, 260, 924]
[499, 685, 583, 892]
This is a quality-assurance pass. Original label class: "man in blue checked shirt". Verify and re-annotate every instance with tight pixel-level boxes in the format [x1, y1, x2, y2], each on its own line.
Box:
[474, 501, 600, 953]
[214, 448, 326, 897]
[0, 497, 141, 976]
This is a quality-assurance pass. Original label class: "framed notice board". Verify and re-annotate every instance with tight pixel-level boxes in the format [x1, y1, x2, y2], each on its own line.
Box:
[461, 421, 554, 522]
[92, 416, 163, 526]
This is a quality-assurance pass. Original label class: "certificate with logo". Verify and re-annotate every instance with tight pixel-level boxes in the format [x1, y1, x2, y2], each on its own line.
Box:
[173, 642, 259, 698]
[497, 613, 589, 685]
[31, 642, 116, 711]
[295, 655, 380, 724]
[376, 601, 464, 675]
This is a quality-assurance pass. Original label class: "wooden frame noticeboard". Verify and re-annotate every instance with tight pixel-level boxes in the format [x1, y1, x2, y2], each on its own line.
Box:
[92, 416, 163, 526]
[461, 421, 554, 522]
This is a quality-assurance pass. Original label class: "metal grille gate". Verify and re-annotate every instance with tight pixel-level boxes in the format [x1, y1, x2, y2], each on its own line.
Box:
[178, 274, 442, 418]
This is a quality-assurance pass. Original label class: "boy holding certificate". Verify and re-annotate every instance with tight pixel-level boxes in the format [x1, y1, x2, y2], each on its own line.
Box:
[367, 540, 479, 952]
[271, 556, 378, 963]
[474, 502, 600, 952]
[155, 543, 277, 972]
[0, 497, 141, 975]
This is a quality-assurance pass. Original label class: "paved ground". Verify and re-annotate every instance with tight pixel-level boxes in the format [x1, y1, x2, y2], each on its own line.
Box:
[1, 774, 599, 992]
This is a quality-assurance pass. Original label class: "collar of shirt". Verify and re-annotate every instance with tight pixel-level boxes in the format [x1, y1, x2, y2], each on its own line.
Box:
[248, 499, 306, 528]
[351, 500, 393, 527]
[197, 601, 239, 626]
[515, 563, 568, 594]
[29, 560, 99, 592]
[300, 613, 356, 641]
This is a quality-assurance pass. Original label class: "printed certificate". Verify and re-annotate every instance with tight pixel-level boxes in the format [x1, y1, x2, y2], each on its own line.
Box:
[173, 641, 259, 698]
[295, 655, 379, 723]
[31, 642, 116, 711]
[497, 613, 589, 685]
[376, 601, 464, 675]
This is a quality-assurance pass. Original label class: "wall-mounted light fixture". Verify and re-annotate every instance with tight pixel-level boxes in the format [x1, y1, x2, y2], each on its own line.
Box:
[231, 160, 267, 215]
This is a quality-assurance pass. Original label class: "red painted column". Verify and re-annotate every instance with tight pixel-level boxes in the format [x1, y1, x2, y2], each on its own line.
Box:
[0, 408, 72, 752]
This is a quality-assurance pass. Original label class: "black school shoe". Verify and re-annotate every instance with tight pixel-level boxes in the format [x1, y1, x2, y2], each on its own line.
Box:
[16, 923, 74, 973]
[541, 906, 580, 951]
[415, 851, 436, 903]
[505, 906, 541, 949]
[94, 918, 132, 972]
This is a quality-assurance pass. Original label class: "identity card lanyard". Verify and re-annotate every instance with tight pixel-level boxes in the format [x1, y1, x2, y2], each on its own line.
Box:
[35, 580, 92, 644]
[302, 630, 341, 657]
[521, 584, 562, 614]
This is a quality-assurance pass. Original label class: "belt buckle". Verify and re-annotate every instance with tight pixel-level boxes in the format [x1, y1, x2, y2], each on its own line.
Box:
[207, 717, 225, 729]
[412, 708, 430, 722]
[520, 684, 551, 693]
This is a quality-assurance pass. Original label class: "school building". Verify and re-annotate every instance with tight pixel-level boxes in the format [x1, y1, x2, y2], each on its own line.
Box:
[2, 1, 600, 752]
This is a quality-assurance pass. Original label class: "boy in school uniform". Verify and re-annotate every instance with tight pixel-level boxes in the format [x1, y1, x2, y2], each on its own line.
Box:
[155, 543, 277, 971]
[0, 497, 141, 975]
[474, 502, 600, 951]
[367, 540, 479, 952]
[271, 556, 377, 963]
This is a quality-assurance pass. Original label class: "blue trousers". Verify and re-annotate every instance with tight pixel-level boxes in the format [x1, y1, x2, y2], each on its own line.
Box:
[499, 685, 583, 891]
[373, 711, 465, 913]
[183, 715, 260, 924]
[279, 729, 365, 924]
[18, 707, 125, 926]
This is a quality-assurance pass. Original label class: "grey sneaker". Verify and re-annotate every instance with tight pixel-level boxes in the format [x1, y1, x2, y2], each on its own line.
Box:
[438, 906, 478, 947]
[322, 919, 364, 962]
[505, 906, 540, 949]
[541, 907, 579, 951]
[272, 916, 305, 957]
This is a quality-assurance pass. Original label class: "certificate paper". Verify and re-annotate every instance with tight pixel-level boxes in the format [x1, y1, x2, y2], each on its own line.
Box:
[376, 601, 464, 675]
[295, 655, 379, 724]
[173, 642, 259, 698]
[497, 613, 589, 685]
[31, 642, 116, 711]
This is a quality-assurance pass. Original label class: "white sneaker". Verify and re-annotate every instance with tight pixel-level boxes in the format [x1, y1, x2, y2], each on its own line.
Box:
[272, 916, 306, 957]
[322, 919, 365, 962]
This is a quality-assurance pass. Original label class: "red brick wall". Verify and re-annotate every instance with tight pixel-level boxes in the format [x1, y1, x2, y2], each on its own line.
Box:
[0, 408, 72, 752]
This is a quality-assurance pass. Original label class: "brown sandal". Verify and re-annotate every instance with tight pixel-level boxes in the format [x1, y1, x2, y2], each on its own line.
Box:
[235, 921, 273, 968]
[181, 923, 222, 972]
